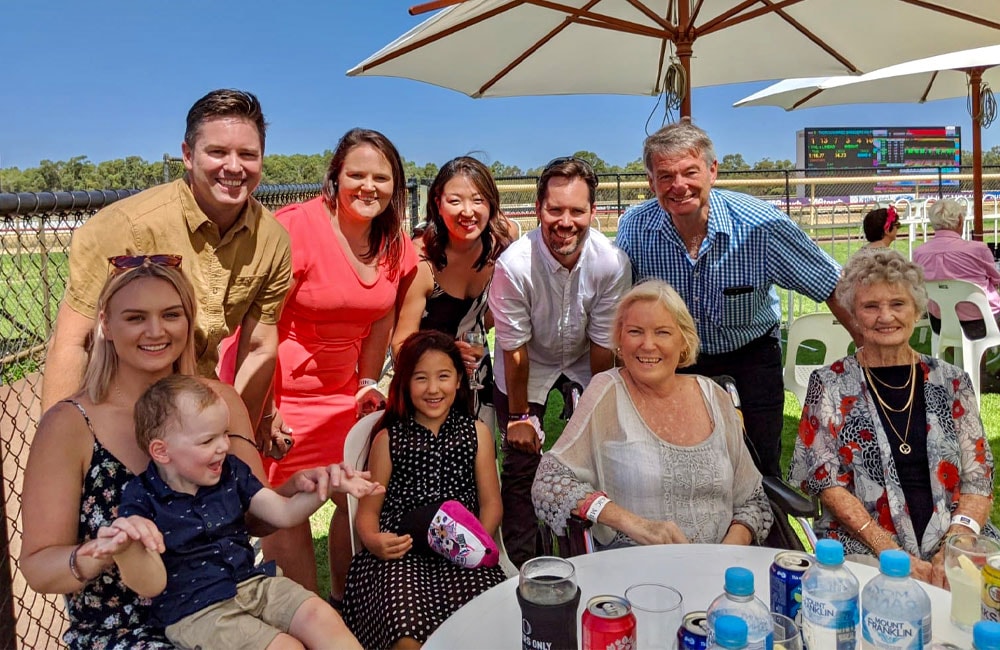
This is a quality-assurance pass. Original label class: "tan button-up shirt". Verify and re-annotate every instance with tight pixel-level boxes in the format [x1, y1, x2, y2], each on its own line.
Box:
[64, 179, 292, 378]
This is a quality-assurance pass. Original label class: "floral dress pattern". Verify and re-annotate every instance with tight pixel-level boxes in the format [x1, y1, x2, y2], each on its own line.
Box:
[61, 400, 173, 650]
[341, 410, 505, 649]
[788, 355, 997, 560]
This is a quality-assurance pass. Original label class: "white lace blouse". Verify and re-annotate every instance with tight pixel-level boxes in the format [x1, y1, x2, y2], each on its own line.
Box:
[531, 369, 772, 546]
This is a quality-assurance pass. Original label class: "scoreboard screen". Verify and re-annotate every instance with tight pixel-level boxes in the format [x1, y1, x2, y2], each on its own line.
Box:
[804, 126, 961, 170]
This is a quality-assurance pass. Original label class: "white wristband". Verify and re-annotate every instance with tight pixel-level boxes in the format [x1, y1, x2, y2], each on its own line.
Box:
[586, 496, 611, 523]
[951, 514, 981, 535]
[358, 378, 378, 388]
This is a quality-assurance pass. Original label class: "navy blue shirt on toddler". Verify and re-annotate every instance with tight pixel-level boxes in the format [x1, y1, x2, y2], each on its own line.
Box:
[119, 455, 275, 627]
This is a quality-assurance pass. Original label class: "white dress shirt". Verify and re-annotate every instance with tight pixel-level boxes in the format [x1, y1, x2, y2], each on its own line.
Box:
[489, 228, 631, 403]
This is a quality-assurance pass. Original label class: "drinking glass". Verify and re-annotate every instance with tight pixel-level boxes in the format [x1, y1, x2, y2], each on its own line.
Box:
[461, 331, 486, 390]
[945, 533, 1000, 630]
[624, 583, 683, 650]
[772, 612, 803, 650]
[518, 556, 578, 606]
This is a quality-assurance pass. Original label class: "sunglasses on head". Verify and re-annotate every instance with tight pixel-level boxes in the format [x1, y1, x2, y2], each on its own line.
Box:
[108, 254, 183, 271]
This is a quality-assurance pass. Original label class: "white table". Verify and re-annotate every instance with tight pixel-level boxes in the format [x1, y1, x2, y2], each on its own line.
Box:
[425, 545, 968, 649]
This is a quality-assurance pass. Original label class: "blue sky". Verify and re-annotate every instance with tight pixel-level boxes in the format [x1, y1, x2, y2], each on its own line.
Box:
[2, 1, 997, 172]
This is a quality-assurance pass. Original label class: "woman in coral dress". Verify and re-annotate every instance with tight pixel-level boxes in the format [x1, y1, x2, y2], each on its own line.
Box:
[262, 128, 417, 600]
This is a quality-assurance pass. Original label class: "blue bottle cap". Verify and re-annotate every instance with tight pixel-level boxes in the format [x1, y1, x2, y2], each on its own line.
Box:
[879, 549, 910, 577]
[715, 614, 749, 649]
[974, 620, 1000, 649]
[724, 567, 754, 597]
[815, 539, 844, 565]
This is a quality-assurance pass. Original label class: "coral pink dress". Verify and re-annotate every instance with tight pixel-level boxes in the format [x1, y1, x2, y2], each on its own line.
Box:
[268, 197, 416, 484]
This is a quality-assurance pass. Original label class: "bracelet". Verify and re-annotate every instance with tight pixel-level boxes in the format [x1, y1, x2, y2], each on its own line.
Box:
[868, 528, 892, 552]
[69, 544, 85, 582]
[951, 514, 982, 535]
[358, 378, 378, 388]
[586, 496, 611, 523]
[261, 412, 276, 421]
[578, 491, 608, 517]
[507, 412, 532, 423]
[855, 518, 875, 536]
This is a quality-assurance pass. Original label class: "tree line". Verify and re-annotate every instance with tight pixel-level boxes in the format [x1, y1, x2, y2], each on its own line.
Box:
[2, 147, 995, 193]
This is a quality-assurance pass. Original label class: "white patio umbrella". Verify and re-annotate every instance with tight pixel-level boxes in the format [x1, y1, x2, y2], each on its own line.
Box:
[348, 1, 1000, 118]
[733, 45, 1000, 238]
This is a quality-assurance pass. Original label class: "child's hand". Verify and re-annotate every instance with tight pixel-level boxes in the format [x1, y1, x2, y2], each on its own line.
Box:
[329, 463, 385, 499]
[367, 532, 412, 561]
[107, 515, 167, 553]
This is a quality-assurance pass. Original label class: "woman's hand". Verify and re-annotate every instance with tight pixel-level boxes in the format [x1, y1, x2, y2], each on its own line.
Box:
[83, 516, 164, 560]
[506, 418, 543, 454]
[910, 555, 938, 586]
[930, 549, 948, 590]
[454, 339, 477, 369]
[257, 409, 294, 460]
[366, 532, 413, 561]
[356, 386, 387, 418]
[626, 515, 689, 546]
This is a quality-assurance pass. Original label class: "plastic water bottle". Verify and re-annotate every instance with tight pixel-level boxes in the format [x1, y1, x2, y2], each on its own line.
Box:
[974, 620, 1000, 649]
[709, 615, 749, 650]
[801, 539, 859, 649]
[860, 550, 931, 649]
[707, 567, 775, 650]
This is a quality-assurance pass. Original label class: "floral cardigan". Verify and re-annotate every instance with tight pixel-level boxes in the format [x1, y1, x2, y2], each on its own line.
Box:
[789, 354, 996, 560]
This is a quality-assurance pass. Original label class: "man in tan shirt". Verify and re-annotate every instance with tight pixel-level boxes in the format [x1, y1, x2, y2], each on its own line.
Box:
[42, 89, 291, 449]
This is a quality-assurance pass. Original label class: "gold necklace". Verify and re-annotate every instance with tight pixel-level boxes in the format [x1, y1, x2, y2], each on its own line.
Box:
[861, 360, 916, 455]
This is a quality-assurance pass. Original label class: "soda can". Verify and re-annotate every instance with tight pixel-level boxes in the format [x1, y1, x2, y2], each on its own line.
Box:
[677, 610, 709, 650]
[770, 550, 812, 625]
[982, 554, 1000, 622]
[582, 595, 636, 650]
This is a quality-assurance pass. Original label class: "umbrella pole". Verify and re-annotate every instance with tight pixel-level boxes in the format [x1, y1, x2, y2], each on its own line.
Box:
[678, 0, 692, 118]
[971, 67, 985, 241]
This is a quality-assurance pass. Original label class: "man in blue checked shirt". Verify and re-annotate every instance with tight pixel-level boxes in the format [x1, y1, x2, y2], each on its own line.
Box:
[616, 120, 860, 477]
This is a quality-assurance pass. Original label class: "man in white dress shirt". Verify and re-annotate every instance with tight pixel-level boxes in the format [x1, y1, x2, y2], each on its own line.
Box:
[489, 157, 632, 566]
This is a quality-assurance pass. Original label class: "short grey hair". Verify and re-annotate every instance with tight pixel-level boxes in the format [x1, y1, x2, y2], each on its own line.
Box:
[836, 249, 928, 316]
[928, 198, 965, 232]
[611, 279, 700, 368]
[643, 119, 716, 173]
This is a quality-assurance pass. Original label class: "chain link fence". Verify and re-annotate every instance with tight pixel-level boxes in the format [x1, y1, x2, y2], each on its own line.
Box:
[2, 167, 1000, 646]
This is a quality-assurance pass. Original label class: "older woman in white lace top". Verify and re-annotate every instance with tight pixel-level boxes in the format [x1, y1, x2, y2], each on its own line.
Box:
[531, 280, 772, 549]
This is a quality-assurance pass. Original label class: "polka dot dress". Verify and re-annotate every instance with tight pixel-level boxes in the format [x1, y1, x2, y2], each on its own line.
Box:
[342, 410, 505, 648]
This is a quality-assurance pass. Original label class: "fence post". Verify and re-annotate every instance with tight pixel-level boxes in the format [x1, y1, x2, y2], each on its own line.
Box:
[616, 174, 622, 218]
[784, 170, 791, 217]
[0, 454, 15, 650]
[407, 178, 419, 232]
[938, 167, 944, 199]
[163, 153, 171, 185]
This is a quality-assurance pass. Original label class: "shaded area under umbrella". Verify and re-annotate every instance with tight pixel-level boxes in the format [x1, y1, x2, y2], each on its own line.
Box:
[734, 45, 1000, 239]
[349, 1, 1000, 117]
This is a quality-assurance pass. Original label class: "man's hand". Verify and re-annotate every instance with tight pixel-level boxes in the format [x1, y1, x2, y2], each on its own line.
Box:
[366, 532, 413, 561]
[506, 419, 542, 454]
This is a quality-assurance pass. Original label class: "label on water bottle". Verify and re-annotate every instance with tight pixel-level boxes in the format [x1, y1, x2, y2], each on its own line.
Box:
[802, 595, 858, 650]
[861, 611, 923, 649]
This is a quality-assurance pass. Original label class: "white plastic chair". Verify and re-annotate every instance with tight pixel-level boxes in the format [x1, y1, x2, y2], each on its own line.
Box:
[342, 411, 384, 555]
[340, 410, 517, 576]
[924, 279, 1000, 405]
[783, 312, 856, 407]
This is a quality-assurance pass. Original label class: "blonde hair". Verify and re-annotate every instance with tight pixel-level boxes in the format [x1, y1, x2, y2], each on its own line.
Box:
[82, 263, 198, 403]
[134, 375, 220, 452]
[612, 280, 700, 368]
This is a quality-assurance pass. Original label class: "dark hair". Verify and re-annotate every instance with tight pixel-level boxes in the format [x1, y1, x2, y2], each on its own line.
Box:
[423, 156, 514, 272]
[376, 331, 471, 435]
[537, 157, 598, 206]
[863, 207, 897, 243]
[322, 128, 407, 279]
[134, 375, 221, 453]
[185, 89, 267, 151]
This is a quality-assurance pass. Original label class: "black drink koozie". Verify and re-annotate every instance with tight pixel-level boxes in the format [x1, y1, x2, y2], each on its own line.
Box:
[516, 585, 581, 650]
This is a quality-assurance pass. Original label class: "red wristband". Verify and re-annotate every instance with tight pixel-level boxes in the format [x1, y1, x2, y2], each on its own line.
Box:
[578, 491, 608, 517]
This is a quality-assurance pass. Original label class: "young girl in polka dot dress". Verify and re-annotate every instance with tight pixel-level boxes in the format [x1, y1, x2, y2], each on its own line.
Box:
[342, 331, 506, 648]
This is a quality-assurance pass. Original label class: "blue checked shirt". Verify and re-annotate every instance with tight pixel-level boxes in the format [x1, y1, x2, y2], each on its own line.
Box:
[617, 189, 840, 355]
